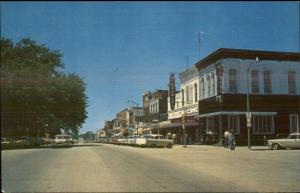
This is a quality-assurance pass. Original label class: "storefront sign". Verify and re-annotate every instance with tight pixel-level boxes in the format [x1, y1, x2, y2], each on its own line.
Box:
[169, 73, 176, 110]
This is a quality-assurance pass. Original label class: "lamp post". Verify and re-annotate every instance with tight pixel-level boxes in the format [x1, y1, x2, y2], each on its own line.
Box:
[246, 57, 259, 149]
[128, 100, 139, 135]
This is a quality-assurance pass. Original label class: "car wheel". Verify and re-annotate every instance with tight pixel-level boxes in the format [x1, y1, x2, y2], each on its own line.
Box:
[272, 143, 280, 150]
[167, 143, 173, 148]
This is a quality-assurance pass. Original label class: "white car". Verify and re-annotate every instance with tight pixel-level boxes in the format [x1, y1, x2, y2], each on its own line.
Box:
[268, 133, 300, 150]
[143, 134, 174, 148]
[54, 134, 73, 145]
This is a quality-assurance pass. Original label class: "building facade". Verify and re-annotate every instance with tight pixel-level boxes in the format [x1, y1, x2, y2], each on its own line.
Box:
[196, 48, 300, 145]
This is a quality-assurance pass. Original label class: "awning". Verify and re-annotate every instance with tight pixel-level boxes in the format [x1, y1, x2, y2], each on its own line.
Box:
[112, 130, 124, 137]
[196, 111, 277, 118]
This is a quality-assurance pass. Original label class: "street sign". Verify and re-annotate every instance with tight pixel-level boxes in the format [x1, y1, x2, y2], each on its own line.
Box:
[246, 112, 251, 119]
[246, 113, 251, 127]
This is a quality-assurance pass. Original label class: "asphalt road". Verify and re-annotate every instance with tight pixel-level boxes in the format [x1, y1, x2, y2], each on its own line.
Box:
[2, 143, 300, 192]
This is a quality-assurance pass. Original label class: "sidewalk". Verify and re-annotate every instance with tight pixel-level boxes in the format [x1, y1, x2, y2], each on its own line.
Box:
[172, 144, 269, 151]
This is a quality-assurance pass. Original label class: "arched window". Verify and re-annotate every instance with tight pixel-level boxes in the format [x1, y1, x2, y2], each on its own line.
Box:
[181, 89, 184, 106]
[207, 76, 211, 97]
[251, 70, 259, 93]
[201, 78, 205, 99]
[194, 83, 198, 103]
[211, 73, 215, 95]
[263, 70, 272, 94]
[229, 69, 237, 93]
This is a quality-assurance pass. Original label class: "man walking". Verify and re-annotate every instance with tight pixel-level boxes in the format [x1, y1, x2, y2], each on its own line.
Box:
[228, 130, 235, 151]
[224, 130, 230, 148]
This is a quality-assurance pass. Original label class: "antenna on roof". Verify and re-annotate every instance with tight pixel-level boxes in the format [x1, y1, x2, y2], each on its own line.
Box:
[198, 31, 204, 57]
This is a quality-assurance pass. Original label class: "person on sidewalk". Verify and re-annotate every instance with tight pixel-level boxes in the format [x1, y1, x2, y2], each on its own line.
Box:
[228, 130, 235, 151]
[224, 130, 230, 148]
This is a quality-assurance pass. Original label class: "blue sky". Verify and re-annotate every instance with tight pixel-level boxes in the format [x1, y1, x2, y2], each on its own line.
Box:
[1, 2, 299, 133]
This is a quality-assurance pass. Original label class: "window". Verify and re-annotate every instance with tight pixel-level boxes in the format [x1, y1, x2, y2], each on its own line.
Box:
[194, 83, 198, 103]
[206, 117, 214, 133]
[211, 73, 215, 95]
[201, 78, 205, 99]
[290, 114, 299, 133]
[288, 71, 296, 94]
[228, 115, 240, 134]
[253, 115, 274, 134]
[251, 70, 259, 93]
[181, 89, 184, 106]
[229, 69, 237, 93]
[207, 76, 211, 97]
[263, 70, 272, 94]
[186, 86, 193, 104]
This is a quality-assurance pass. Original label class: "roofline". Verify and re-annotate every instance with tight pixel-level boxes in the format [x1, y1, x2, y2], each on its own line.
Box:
[195, 48, 300, 70]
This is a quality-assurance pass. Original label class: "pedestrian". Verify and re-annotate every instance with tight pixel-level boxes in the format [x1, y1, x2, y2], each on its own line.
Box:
[171, 133, 176, 141]
[228, 130, 235, 151]
[224, 130, 230, 148]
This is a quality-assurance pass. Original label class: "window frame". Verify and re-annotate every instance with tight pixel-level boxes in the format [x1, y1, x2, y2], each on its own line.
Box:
[227, 115, 240, 134]
[251, 69, 260, 93]
[252, 115, 274, 134]
[263, 70, 272, 94]
[289, 114, 299, 134]
[228, 69, 237, 93]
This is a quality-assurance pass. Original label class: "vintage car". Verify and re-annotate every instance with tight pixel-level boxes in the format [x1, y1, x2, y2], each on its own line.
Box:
[268, 133, 300, 150]
[54, 134, 73, 145]
[143, 134, 174, 148]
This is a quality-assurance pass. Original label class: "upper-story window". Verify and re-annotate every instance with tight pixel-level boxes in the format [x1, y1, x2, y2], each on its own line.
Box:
[251, 70, 259, 93]
[186, 86, 193, 104]
[229, 69, 237, 93]
[207, 76, 211, 97]
[211, 73, 216, 95]
[201, 78, 205, 99]
[181, 89, 184, 106]
[288, 71, 296, 94]
[194, 83, 198, 103]
[263, 70, 272, 94]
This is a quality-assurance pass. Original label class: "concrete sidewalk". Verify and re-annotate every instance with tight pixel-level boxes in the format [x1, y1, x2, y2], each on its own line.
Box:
[172, 144, 270, 151]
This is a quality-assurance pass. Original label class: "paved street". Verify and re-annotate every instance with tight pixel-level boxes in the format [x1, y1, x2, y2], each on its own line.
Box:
[2, 143, 300, 192]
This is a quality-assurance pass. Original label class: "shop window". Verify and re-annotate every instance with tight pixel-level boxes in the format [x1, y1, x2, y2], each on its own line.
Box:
[290, 114, 299, 133]
[253, 115, 274, 134]
[228, 115, 240, 134]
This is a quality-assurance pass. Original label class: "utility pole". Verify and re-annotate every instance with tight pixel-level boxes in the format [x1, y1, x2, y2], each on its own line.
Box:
[246, 57, 259, 149]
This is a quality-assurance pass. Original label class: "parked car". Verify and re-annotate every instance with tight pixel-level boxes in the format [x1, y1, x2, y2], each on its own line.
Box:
[268, 133, 300, 150]
[143, 134, 174, 148]
[41, 138, 54, 145]
[1, 138, 13, 144]
[15, 136, 43, 146]
[54, 134, 73, 145]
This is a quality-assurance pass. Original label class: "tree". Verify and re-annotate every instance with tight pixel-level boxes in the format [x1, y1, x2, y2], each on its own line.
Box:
[1, 38, 88, 137]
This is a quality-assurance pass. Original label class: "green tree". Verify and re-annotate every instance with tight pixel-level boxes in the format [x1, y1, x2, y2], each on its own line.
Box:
[1, 38, 88, 137]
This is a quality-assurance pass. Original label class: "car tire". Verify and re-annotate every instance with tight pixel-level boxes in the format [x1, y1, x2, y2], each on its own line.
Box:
[272, 143, 280, 150]
[167, 143, 173, 148]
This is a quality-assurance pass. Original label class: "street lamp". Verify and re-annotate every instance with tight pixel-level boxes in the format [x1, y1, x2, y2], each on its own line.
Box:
[246, 56, 259, 149]
[128, 100, 140, 135]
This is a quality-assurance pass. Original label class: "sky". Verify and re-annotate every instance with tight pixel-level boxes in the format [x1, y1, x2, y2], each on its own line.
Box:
[1, 2, 299, 134]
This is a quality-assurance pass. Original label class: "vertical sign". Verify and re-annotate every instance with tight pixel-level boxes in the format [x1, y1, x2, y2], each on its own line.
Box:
[169, 73, 176, 110]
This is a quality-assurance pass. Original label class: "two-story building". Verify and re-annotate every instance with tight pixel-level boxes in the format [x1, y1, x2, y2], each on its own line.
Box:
[195, 48, 300, 145]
